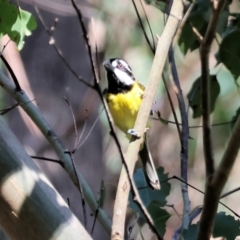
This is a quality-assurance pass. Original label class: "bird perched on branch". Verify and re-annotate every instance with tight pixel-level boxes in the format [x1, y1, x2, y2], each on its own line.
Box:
[103, 58, 160, 190]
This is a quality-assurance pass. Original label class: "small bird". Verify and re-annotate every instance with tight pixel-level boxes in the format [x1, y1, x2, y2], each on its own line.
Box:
[103, 58, 160, 190]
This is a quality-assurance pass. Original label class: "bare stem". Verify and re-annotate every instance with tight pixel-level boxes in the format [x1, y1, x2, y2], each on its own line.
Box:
[169, 45, 190, 230]
[197, 0, 228, 239]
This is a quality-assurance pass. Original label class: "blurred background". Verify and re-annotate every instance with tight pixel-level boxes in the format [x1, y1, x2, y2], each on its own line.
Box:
[1, 0, 240, 239]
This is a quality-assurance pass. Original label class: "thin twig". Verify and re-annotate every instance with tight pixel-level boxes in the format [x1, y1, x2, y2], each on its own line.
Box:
[179, 3, 195, 30]
[166, 204, 182, 221]
[162, 72, 182, 143]
[220, 186, 240, 199]
[0, 99, 36, 115]
[139, 0, 156, 51]
[190, 22, 203, 42]
[152, 117, 234, 128]
[1, 38, 11, 54]
[65, 151, 87, 228]
[62, 97, 87, 227]
[131, 0, 155, 53]
[31, 156, 63, 165]
[169, 45, 190, 229]
[70, 0, 96, 87]
[91, 180, 105, 234]
[91, 18, 101, 84]
[0, 55, 22, 91]
[0, 103, 20, 115]
[33, 3, 93, 88]
[76, 109, 103, 149]
[75, 110, 88, 149]
[168, 176, 240, 218]
[63, 97, 79, 152]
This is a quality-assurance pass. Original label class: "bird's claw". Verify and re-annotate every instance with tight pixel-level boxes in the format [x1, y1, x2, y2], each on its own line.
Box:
[128, 128, 150, 139]
[127, 129, 141, 139]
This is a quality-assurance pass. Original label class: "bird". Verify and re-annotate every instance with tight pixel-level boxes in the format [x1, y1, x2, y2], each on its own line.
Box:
[103, 58, 160, 190]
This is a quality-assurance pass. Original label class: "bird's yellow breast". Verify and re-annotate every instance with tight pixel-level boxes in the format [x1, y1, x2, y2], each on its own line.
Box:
[106, 82, 144, 134]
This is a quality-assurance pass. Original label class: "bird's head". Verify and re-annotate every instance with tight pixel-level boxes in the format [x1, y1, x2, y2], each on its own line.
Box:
[103, 58, 135, 93]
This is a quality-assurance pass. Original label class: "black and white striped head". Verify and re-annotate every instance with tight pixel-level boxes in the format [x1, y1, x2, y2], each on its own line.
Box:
[103, 58, 135, 94]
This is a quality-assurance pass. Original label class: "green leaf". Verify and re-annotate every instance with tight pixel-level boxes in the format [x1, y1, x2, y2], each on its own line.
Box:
[182, 212, 240, 240]
[178, 0, 210, 54]
[0, 1, 37, 50]
[187, 75, 220, 118]
[147, 202, 171, 236]
[178, 15, 205, 54]
[9, 7, 37, 50]
[222, 16, 240, 39]
[129, 167, 171, 213]
[178, 0, 229, 54]
[0, 0, 18, 38]
[182, 224, 198, 240]
[213, 212, 240, 240]
[216, 2, 230, 35]
[219, 29, 240, 80]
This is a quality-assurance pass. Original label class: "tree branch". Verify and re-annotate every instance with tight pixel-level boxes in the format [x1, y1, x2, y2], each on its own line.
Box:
[0, 115, 92, 240]
[197, 0, 227, 238]
[200, 0, 226, 177]
[111, 0, 184, 239]
[197, 108, 240, 239]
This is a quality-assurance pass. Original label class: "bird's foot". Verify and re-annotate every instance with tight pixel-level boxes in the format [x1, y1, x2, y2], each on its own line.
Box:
[127, 129, 141, 139]
[128, 128, 150, 139]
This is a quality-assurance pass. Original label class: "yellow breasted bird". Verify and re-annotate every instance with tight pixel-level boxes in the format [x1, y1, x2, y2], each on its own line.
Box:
[103, 58, 160, 190]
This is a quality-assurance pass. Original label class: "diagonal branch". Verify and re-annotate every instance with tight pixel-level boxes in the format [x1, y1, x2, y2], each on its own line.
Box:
[111, 0, 184, 239]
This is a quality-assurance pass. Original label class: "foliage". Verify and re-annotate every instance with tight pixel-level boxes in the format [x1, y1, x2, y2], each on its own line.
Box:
[218, 22, 240, 80]
[0, 0, 36, 50]
[182, 212, 240, 240]
[128, 167, 171, 236]
[129, 167, 170, 211]
[147, 202, 171, 237]
[187, 74, 220, 118]
[212, 212, 240, 240]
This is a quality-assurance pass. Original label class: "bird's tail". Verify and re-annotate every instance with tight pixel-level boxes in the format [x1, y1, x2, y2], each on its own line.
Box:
[139, 133, 160, 190]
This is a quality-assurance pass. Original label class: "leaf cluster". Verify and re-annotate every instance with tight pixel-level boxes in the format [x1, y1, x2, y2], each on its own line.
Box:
[0, 0, 36, 50]
[177, 0, 240, 119]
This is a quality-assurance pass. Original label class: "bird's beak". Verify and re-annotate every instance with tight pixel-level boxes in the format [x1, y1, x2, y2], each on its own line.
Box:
[103, 60, 113, 72]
